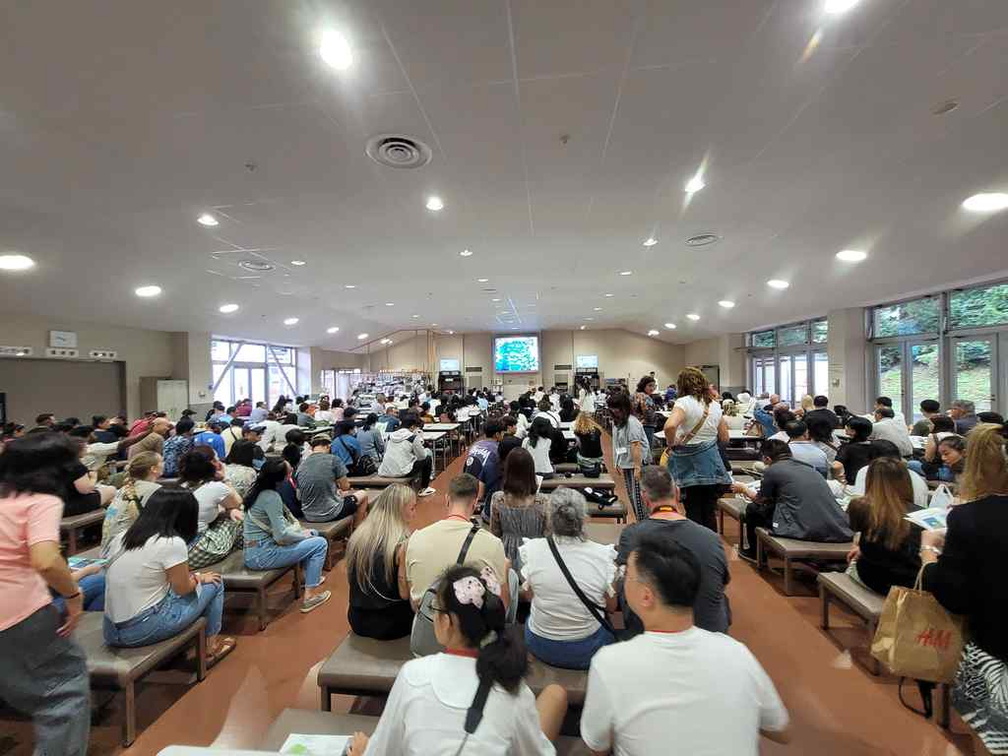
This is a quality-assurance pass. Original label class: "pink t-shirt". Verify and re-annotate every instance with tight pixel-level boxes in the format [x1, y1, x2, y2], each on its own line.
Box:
[0, 492, 64, 631]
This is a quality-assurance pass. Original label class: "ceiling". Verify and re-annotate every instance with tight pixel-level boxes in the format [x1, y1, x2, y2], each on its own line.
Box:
[1, 0, 1007, 350]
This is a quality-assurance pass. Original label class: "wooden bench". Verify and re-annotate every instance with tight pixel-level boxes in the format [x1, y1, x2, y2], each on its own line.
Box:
[716, 497, 745, 538]
[210, 550, 302, 631]
[346, 474, 416, 491]
[61, 509, 105, 555]
[554, 462, 607, 474]
[317, 634, 589, 709]
[755, 528, 852, 596]
[818, 571, 885, 675]
[262, 708, 593, 755]
[585, 521, 624, 544]
[539, 474, 615, 492]
[75, 612, 206, 746]
[300, 516, 354, 569]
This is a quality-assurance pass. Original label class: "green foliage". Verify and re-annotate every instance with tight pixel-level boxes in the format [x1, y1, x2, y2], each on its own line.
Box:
[950, 284, 1008, 329]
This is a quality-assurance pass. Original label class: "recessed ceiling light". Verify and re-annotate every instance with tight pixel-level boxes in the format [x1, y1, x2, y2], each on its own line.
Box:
[684, 174, 705, 194]
[647, 329, 660, 336]
[491, 298, 501, 302]
[767, 279, 790, 290]
[357, 333, 369, 340]
[344, 284, 356, 289]
[687, 313, 701, 321]
[431, 323, 438, 327]
[584, 317, 594, 322]
[604, 293, 614, 298]
[135, 285, 162, 298]
[824, 0, 859, 14]
[426, 195, 444, 211]
[290, 260, 307, 266]
[411, 314, 420, 319]
[0, 254, 36, 271]
[380, 338, 392, 345]
[835, 249, 867, 262]
[283, 317, 299, 326]
[319, 29, 353, 70]
[477, 278, 489, 283]
[459, 249, 473, 257]
[196, 213, 218, 227]
[962, 193, 1008, 213]
[619, 270, 633, 276]
[593, 307, 603, 312]
[643, 237, 658, 247]
[664, 323, 677, 329]
[326, 326, 340, 334]
[718, 300, 736, 308]
[579, 325, 587, 330]
[385, 302, 395, 306]
[447, 330, 454, 335]
[218, 303, 239, 314]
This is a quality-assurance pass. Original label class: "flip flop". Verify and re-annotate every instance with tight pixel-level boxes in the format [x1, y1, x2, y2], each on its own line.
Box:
[300, 590, 332, 613]
[206, 636, 237, 668]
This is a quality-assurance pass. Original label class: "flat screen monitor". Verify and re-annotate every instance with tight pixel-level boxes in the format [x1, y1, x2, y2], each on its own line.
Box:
[576, 354, 598, 369]
[439, 358, 460, 372]
[493, 335, 540, 373]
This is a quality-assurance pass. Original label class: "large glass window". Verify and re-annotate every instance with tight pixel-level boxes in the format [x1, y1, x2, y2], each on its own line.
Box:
[877, 345, 903, 413]
[747, 319, 826, 406]
[873, 297, 940, 337]
[909, 343, 940, 421]
[949, 283, 1008, 329]
[813, 352, 829, 397]
[212, 338, 298, 409]
[812, 319, 828, 344]
[778, 324, 808, 347]
[778, 355, 792, 404]
[751, 330, 775, 348]
[955, 339, 994, 413]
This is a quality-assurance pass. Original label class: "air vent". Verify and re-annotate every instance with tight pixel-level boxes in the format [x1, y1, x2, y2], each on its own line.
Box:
[465, 367, 482, 373]
[685, 233, 720, 247]
[554, 364, 573, 371]
[0, 345, 32, 357]
[89, 350, 118, 360]
[46, 347, 79, 358]
[365, 134, 433, 170]
[238, 260, 275, 272]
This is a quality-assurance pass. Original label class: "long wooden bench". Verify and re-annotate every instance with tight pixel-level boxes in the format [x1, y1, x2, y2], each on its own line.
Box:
[716, 497, 745, 538]
[61, 509, 105, 555]
[539, 475, 624, 522]
[211, 550, 302, 631]
[262, 708, 593, 755]
[75, 612, 206, 746]
[818, 571, 885, 675]
[346, 473, 416, 490]
[554, 462, 607, 474]
[300, 515, 354, 569]
[317, 634, 589, 710]
[755, 528, 852, 596]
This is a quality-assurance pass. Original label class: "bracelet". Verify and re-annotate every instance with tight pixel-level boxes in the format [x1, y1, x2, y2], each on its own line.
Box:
[920, 545, 942, 557]
[63, 591, 81, 600]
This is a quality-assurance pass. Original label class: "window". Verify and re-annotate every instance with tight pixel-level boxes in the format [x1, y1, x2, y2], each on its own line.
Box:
[954, 339, 994, 413]
[872, 297, 940, 337]
[778, 324, 808, 347]
[909, 343, 939, 421]
[212, 338, 299, 409]
[211, 340, 232, 361]
[877, 345, 903, 415]
[751, 330, 775, 348]
[813, 352, 829, 397]
[747, 319, 825, 406]
[949, 283, 1008, 329]
[812, 319, 828, 344]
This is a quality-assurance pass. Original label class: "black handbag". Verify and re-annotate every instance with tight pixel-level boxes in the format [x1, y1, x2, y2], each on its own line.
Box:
[338, 436, 377, 477]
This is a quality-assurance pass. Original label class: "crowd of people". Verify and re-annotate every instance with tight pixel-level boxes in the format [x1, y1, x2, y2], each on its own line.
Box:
[1, 371, 1006, 755]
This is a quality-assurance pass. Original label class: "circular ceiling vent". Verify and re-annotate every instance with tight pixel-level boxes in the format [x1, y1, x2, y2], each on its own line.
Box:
[365, 134, 433, 169]
[238, 259, 275, 272]
[684, 233, 720, 247]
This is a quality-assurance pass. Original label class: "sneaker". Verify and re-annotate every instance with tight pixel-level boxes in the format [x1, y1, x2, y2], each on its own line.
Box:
[300, 590, 332, 613]
[418, 487, 437, 497]
[737, 548, 758, 564]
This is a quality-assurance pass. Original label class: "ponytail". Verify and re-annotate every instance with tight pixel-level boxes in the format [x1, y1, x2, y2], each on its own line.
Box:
[123, 452, 161, 505]
[960, 423, 1008, 502]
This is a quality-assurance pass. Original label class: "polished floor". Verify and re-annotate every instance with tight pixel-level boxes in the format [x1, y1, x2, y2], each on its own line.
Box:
[2, 439, 978, 756]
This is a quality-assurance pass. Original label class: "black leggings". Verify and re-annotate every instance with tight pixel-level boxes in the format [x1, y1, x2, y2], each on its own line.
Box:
[743, 502, 774, 554]
[411, 455, 433, 488]
[682, 484, 721, 533]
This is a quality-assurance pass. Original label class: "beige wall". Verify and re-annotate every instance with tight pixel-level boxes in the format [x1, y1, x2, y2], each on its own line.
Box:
[309, 347, 369, 394]
[0, 313, 175, 420]
[827, 307, 869, 410]
[684, 334, 747, 391]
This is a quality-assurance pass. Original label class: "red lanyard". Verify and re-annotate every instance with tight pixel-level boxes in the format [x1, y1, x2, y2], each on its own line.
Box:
[652, 506, 677, 515]
[445, 647, 479, 658]
[445, 514, 471, 523]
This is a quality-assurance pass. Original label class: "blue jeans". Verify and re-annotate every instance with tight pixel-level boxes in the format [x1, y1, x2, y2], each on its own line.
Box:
[907, 460, 955, 482]
[53, 573, 106, 613]
[525, 623, 615, 670]
[668, 439, 731, 488]
[245, 536, 328, 589]
[104, 582, 224, 647]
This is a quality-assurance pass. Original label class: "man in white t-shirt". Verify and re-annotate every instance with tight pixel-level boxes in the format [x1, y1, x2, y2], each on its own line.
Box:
[581, 535, 790, 755]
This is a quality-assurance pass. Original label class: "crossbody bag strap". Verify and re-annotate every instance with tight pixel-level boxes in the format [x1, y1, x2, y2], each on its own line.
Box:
[546, 536, 616, 636]
[338, 436, 359, 464]
[456, 522, 482, 565]
[679, 403, 711, 446]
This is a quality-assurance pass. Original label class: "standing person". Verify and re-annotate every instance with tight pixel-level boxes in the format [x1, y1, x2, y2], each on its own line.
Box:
[489, 448, 551, 572]
[617, 467, 730, 634]
[578, 377, 596, 415]
[662, 367, 731, 532]
[581, 536, 790, 755]
[0, 434, 91, 756]
[345, 484, 416, 640]
[920, 423, 1008, 755]
[243, 459, 331, 613]
[608, 391, 648, 522]
[379, 412, 437, 497]
[464, 419, 504, 518]
[103, 489, 236, 664]
[632, 375, 660, 453]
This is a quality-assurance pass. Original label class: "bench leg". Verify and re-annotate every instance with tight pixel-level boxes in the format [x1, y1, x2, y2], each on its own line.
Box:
[294, 564, 304, 598]
[937, 684, 951, 729]
[717, 508, 724, 536]
[320, 685, 332, 712]
[820, 585, 830, 629]
[756, 535, 764, 569]
[67, 528, 78, 556]
[866, 619, 881, 676]
[196, 627, 208, 682]
[258, 589, 268, 632]
[783, 558, 793, 596]
[123, 681, 136, 747]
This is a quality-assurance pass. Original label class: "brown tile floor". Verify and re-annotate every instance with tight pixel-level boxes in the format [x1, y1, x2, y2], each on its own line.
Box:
[2, 439, 978, 755]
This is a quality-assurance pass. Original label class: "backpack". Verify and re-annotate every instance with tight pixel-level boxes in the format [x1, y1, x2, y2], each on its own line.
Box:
[337, 436, 378, 477]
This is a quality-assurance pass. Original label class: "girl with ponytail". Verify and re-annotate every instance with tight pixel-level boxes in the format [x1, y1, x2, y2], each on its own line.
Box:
[348, 564, 568, 755]
[101, 452, 163, 557]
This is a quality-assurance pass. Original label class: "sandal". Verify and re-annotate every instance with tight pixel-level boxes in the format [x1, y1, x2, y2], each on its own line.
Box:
[206, 636, 237, 667]
[300, 590, 332, 613]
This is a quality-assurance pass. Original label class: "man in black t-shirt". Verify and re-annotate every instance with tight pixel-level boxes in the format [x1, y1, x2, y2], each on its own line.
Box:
[497, 415, 522, 464]
[803, 395, 840, 429]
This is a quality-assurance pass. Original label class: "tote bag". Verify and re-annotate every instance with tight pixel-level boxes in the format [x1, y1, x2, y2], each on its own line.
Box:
[870, 567, 965, 683]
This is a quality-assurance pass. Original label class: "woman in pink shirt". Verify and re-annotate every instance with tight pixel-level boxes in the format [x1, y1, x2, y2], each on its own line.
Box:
[0, 432, 91, 755]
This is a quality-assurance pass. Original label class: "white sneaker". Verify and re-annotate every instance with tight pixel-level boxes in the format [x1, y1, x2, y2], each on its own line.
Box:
[419, 487, 437, 497]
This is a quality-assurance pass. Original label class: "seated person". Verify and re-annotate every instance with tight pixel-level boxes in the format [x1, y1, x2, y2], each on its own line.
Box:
[735, 440, 853, 560]
[497, 415, 522, 463]
[419, 402, 434, 424]
[874, 396, 906, 427]
[61, 438, 116, 516]
[573, 411, 605, 469]
[581, 536, 790, 755]
[768, 408, 795, 442]
[192, 422, 226, 460]
[296, 402, 317, 428]
[532, 398, 561, 428]
[806, 414, 840, 466]
[910, 399, 942, 437]
[832, 416, 874, 484]
[785, 420, 829, 477]
[520, 488, 617, 670]
[223, 440, 259, 498]
[559, 395, 578, 423]
[804, 395, 840, 430]
[242, 459, 331, 613]
[330, 420, 363, 470]
[161, 417, 195, 477]
[356, 414, 386, 463]
[849, 440, 929, 507]
[296, 435, 368, 526]
[314, 399, 335, 425]
[221, 418, 245, 457]
[870, 406, 913, 457]
[282, 428, 306, 471]
[379, 412, 437, 497]
[934, 435, 966, 484]
[618, 467, 730, 634]
[103, 488, 236, 665]
[846, 457, 922, 595]
[489, 448, 550, 570]
[127, 417, 171, 459]
[908, 415, 960, 481]
[178, 447, 244, 568]
[347, 565, 567, 756]
[521, 417, 555, 477]
[345, 484, 416, 639]
[721, 399, 746, 430]
[101, 451, 162, 557]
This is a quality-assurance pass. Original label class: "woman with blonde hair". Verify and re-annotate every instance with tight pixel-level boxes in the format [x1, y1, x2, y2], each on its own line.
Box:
[573, 411, 605, 469]
[101, 452, 163, 557]
[798, 394, 815, 417]
[921, 424, 1008, 755]
[346, 483, 417, 639]
[845, 457, 921, 595]
[662, 367, 731, 531]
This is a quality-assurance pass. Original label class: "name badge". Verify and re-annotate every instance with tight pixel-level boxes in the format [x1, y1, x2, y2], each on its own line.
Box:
[616, 447, 628, 456]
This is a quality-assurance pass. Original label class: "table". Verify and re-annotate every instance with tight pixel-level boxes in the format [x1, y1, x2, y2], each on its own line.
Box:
[421, 430, 448, 474]
[585, 521, 624, 544]
[423, 422, 462, 459]
[562, 429, 575, 441]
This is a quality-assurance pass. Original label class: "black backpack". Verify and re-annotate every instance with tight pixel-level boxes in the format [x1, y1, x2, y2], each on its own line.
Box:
[337, 436, 378, 477]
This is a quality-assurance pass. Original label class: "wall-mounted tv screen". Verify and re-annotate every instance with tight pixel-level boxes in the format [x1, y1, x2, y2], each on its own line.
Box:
[439, 358, 460, 371]
[494, 336, 540, 373]
[576, 354, 598, 369]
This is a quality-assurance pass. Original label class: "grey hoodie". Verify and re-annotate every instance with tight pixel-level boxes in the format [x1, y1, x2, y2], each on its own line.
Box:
[378, 427, 427, 477]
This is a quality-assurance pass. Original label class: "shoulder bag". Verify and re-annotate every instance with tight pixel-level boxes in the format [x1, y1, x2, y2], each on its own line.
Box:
[338, 436, 377, 477]
[673, 402, 711, 450]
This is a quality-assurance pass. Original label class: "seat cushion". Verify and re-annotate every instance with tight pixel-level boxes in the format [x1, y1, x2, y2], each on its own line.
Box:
[539, 475, 615, 491]
[756, 528, 853, 559]
[818, 572, 885, 618]
[717, 497, 745, 520]
[210, 550, 292, 590]
[346, 475, 414, 488]
[300, 517, 353, 540]
[75, 612, 205, 686]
